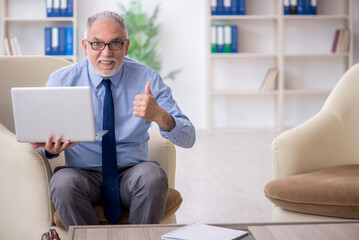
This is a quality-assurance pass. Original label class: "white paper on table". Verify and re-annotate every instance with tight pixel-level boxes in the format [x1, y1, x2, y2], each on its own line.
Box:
[161, 222, 248, 240]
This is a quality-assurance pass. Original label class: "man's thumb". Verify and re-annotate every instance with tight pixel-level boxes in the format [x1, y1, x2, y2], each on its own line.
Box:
[145, 81, 153, 96]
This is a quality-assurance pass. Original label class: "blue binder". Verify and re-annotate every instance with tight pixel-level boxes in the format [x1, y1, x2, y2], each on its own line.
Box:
[58, 27, 66, 55]
[230, 0, 238, 15]
[211, 0, 217, 15]
[224, 0, 231, 15]
[297, 0, 312, 15]
[283, 0, 290, 15]
[67, 0, 73, 17]
[217, 0, 224, 15]
[53, 0, 60, 17]
[51, 27, 59, 55]
[231, 25, 238, 53]
[65, 26, 73, 55]
[44, 27, 52, 55]
[46, 0, 53, 17]
[310, 0, 317, 14]
[238, 0, 246, 15]
[60, 0, 67, 17]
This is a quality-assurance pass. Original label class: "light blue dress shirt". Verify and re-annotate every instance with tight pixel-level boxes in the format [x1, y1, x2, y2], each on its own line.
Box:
[45, 57, 195, 167]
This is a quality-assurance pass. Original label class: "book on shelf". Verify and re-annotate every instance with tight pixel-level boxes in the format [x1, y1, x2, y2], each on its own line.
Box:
[238, 0, 246, 15]
[285, 0, 316, 15]
[45, 26, 73, 56]
[331, 29, 350, 53]
[46, 0, 73, 17]
[230, 0, 238, 15]
[53, 0, 60, 17]
[331, 29, 340, 53]
[338, 29, 350, 53]
[211, 24, 238, 53]
[217, 25, 224, 53]
[65, 26, 74, 55]
[231, 25, 238, 53]
[224, 0, 231, 15]
[290, 0, 297, 14]
[211, 25, 217, 53]
[45, 27, 52, 55]
[260, 68, 278, 91]
[283, 0, 290, 15]
[52, 27, 59, 54]
[211, 0, 246, 15]
[4, 37, 22, 56]
[223, 24, 232, 53]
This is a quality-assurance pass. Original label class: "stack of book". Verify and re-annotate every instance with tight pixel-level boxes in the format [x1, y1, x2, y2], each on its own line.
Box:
[331, 29, 350, 53]
[46, 0, 73, 17]
[4, 37, 22, 56]
[211, 0, 246, 15]
[211, 24, 238, 53]
[284, 0, 317, 15]
[45, 26, 73, 56]
[260, 68, 278, 91]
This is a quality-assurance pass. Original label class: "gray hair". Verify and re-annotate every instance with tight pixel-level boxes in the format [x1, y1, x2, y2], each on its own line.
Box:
[84, 11, 128, 39]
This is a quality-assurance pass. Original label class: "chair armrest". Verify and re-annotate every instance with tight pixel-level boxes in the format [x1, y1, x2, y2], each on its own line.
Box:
[0, 123, 54, 240]
[148, 127, 176, 188]
[272, 110, 355, 179]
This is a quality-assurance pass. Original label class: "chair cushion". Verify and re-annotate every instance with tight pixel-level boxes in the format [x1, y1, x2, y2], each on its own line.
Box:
[54, 187, 182, 229]
[264, 164, 359, 219]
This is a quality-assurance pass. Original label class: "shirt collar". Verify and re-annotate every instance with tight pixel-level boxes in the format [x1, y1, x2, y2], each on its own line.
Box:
[87, 59, 124, 89]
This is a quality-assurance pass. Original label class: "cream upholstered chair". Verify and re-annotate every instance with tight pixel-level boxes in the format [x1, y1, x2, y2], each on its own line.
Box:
[264, 63, 359, 222]
[0, 56, 181, 240]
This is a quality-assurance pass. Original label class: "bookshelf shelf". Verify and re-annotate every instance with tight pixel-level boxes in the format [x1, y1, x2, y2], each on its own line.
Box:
[211, 15, 278, 20]
[284, 53, 351, 58]
[283, 89, 332, 95]
[0, 0, 78, 62]
[212, 90, 278, 96]
[211, 53, 277, 58]
[283, 15, 350, 20]
[206, 0, 353, 131]
[3, 17, 75, 22]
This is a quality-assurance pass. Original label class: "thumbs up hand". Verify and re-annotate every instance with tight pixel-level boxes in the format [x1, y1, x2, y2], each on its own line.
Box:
[145, 81, 153, 96]
[133, 81, 175, 131]
[133, 81, 159, 121]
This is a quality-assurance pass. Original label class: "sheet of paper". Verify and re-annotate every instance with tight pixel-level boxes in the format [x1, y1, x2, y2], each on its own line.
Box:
[161, 222, 248, 240]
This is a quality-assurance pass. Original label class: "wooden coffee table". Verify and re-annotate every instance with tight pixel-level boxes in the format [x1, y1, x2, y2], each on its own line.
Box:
[68, 221, 359, 240]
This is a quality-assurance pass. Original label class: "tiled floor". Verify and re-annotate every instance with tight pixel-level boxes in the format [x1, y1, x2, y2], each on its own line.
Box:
[174, 129, 280, 224]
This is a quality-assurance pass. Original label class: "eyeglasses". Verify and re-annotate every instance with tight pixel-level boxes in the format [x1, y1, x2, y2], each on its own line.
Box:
[85, 39, 127, 51]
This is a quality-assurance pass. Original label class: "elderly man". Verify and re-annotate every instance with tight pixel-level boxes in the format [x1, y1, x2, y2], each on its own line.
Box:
[32, 11, 195, 230]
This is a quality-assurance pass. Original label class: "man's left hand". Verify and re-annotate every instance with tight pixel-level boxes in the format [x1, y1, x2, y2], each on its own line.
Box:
[133, 81, 175, 131]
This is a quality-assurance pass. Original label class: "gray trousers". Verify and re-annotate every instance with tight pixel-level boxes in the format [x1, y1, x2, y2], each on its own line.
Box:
[49, 161, 168, 230]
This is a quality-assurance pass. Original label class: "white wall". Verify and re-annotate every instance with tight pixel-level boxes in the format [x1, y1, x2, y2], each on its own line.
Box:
[77, 0, 358, 129]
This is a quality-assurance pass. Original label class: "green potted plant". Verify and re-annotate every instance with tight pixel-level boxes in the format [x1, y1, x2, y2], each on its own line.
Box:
[118, 0, 180, 81]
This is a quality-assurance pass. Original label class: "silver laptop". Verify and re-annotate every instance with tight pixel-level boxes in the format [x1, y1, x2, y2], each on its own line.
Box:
[11, 86, 106, 143]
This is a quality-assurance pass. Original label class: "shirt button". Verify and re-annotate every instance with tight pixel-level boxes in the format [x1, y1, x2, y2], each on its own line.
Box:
[164, 133, 167, 136]
[170, 134, 173, 137]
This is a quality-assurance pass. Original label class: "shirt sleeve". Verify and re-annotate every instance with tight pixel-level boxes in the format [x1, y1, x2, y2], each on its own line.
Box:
[40, 148, 60, 159]
[151, 73, 196, 149]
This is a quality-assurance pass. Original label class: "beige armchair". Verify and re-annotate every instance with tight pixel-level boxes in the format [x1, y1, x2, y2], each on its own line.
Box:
[265, 63, 359, 222]
[0, 56, 181, 240]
